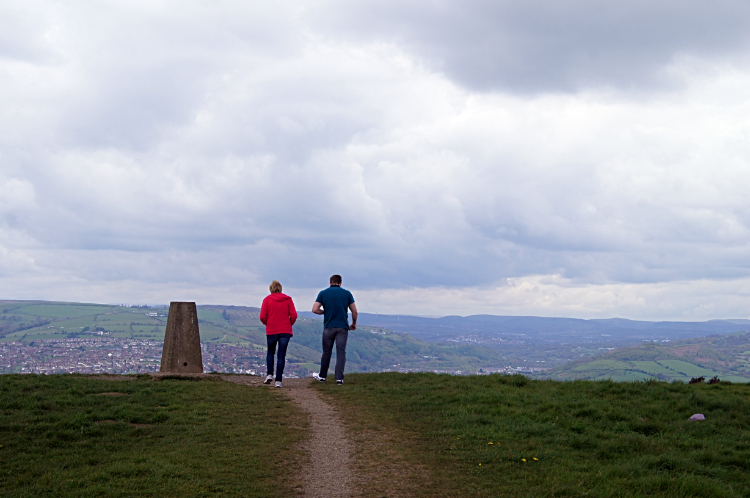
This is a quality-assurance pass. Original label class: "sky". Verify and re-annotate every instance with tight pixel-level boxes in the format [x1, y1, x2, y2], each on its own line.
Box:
[2, 0, 750, 320]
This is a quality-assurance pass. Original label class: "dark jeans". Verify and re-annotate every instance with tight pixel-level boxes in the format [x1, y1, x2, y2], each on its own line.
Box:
[319, 327, 348, 381]
[266, 333, 292, 381]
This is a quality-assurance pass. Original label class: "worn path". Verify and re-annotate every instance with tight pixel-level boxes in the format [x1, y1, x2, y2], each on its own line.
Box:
[221, 376, 355, 498]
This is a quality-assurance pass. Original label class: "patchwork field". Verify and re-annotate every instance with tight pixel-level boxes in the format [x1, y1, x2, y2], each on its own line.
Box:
[543, 333, 750, 383]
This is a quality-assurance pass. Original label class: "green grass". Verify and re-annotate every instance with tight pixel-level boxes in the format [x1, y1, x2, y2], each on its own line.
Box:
[12, 304, 117, 319]
[2, 311, 172, 342]
[544, 335, 750, 384]
[196, 310, 227, 324]
[570, 359, 632, 373]
[0, 375, 306, 497]
[630, 361, 675, 376]
[552, 357, 750, 384]
[657, 360, 722, 378]
[318, 373, 750, 497]
[297, 363, 320, 372]
[592, 370, 651, 382]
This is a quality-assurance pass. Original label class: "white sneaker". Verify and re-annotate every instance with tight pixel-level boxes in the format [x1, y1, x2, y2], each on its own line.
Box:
[275, 381, 283, 388]
[263, 374, 273, 384]
[312, 372, 326, 382]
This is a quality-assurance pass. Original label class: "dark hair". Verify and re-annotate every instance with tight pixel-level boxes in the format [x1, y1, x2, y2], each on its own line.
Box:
[330, 274, 342, 286]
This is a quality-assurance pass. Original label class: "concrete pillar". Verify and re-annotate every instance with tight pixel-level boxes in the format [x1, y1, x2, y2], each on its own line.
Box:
[160, 302, 203, 373]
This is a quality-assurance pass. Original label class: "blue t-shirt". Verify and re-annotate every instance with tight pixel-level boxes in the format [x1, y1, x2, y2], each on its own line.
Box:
[315, 286, 355, 329]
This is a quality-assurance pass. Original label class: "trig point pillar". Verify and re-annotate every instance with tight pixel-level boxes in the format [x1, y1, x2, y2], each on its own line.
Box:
[160, 302, 203, 373]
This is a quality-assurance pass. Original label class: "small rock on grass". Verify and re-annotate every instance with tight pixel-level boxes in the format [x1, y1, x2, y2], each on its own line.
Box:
[689, 414, 705, 421]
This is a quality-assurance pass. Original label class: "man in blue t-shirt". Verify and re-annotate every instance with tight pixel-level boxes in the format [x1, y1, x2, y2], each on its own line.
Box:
[311, 274, 357, 385]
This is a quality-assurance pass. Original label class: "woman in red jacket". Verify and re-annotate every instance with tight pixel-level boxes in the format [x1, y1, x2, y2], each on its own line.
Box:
[260, 280, 297, 387]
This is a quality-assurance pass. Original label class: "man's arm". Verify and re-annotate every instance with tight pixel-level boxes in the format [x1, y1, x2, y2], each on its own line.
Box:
[312, 302, 324, 315]
[349, 302, 358, 330]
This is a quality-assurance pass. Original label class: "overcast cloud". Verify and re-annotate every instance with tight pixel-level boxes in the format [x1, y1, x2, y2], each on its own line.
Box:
[2, 1, 750, 319]
[313, 0, 750, 93]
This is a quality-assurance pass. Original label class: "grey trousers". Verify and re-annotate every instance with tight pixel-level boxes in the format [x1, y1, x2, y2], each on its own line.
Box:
[319, 327, 348, 381]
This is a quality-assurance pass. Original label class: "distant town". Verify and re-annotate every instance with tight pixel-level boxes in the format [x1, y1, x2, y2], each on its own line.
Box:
[0, 337, 542, 377]
[0, 338, 304, 376]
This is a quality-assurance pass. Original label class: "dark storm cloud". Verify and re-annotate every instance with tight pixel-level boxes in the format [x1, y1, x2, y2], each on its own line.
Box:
[312, 0, 750, 93]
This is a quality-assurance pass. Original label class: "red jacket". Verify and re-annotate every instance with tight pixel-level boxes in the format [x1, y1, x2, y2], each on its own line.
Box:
[260, 293, 297, 335]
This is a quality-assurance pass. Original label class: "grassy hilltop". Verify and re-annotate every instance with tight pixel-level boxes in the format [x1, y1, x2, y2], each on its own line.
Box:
[324, 373, 750, 497]
[2, 373, 749, 497]
[0, 374, 305, 497]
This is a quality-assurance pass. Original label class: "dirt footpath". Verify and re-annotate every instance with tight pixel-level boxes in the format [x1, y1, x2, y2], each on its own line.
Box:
[221, 376, 353, 498]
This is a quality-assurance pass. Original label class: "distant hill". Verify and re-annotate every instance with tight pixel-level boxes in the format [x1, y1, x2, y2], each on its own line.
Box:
[336, 313, 750, 345]
[5, 300, 750, 378]
[197, 305, 508, 373]
[301, 312, 750, 369]
[540, 332, 750, 383]
[199, 305, 260, 327]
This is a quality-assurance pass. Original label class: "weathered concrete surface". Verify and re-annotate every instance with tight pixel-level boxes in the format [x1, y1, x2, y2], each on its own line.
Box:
[160, 302, 203, 373]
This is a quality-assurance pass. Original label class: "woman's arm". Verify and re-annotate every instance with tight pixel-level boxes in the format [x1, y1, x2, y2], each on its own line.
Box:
[260, 298, 268, 325]
[289, 299, 298, 326]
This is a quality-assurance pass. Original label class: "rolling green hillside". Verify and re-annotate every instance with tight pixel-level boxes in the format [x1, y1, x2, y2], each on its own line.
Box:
[541, 332, 750, 382]
[197, 304, 509, 372]
[0, 300, 508, 373]
[1, 301, 169, 342]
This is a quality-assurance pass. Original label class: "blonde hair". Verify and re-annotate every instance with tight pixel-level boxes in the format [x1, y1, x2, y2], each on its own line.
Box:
[269, 280, 282, 293]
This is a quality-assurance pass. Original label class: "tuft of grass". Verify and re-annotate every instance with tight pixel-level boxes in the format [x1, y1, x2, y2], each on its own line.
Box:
[0, 374, 306, 497]
[318, 373, 750, 497]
